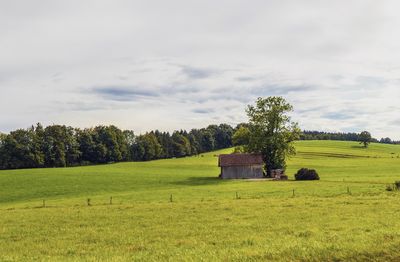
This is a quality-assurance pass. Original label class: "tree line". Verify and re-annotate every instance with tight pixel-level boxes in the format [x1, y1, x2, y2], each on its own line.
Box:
[300, 130, 400, 144]
[0, 123, 234, 170]
[0, 122, 398, 170]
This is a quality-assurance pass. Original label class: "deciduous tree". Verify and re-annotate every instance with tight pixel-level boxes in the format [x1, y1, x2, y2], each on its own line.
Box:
[244, 97, 300, 176]
[359, 131, 372, 148]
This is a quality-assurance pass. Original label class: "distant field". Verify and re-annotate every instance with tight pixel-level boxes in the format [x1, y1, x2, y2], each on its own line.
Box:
[1, 140, 400, 261]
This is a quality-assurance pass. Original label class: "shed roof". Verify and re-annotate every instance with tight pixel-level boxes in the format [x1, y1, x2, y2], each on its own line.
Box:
[218, 154, 263, 167]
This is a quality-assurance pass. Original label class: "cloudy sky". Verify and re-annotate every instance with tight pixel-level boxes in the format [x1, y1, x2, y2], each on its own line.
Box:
[1, 0, 399, 139]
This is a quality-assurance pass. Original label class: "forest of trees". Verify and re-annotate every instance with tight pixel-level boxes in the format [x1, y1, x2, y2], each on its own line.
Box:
[0, 123, 235, 170]
[0, 124, 398, 170]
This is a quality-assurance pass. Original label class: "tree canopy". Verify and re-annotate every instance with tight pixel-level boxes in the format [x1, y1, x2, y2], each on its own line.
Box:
[359, 131, 372, 148]
[0, 123, 235, 170]
[237, 97, 300, 176]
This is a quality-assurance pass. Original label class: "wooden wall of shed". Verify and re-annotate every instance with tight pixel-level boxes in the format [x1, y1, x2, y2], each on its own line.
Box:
[220, 165, 264, 179]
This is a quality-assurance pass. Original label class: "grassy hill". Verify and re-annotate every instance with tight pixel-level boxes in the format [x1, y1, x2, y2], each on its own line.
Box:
[1, 140, 400, 261]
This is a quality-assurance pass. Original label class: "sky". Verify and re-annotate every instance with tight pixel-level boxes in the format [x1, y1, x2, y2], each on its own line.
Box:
[1, 0, 399, 139]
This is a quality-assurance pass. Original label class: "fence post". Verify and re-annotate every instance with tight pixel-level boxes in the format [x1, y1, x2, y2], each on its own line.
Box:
[170, 194, 173, 202]
[292, 189, 295, 197]
[110, 197, 113, 205]
[87, 198, 91, 206]
[42, 199, 45, 208]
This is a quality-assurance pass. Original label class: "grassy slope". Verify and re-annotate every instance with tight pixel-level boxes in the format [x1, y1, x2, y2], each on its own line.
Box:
[1, 140, 400, 261]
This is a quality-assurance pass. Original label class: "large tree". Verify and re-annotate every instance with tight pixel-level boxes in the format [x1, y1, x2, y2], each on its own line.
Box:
[359, 131, 372, 148]
[42, 125, 81, 167]
[171, 131, 191, 157]
[0, 127, 44, 169]
[244, 97, 300, 177]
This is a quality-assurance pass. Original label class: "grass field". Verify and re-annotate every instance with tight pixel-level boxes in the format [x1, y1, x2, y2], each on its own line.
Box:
[1, 140, 400, 261]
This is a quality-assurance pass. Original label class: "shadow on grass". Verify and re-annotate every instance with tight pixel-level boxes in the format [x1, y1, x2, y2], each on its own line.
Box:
[171, 176, 224, 186]
[351, 145, 367, 149]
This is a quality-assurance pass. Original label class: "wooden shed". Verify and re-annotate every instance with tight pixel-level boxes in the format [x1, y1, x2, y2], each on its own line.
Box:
[218, 154, 264, 179]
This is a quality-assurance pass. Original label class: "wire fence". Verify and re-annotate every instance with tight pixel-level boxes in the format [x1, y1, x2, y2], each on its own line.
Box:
[2, 184, 397, 212]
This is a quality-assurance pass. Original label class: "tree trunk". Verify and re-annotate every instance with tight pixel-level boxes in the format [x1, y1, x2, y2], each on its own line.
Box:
[266, 165, 272, 177]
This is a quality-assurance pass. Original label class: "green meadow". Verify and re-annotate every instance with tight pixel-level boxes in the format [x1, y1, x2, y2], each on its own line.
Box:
[1, 140, 400, 261]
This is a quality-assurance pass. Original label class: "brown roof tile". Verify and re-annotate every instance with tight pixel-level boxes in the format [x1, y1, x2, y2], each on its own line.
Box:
[218, 154, 263, 167]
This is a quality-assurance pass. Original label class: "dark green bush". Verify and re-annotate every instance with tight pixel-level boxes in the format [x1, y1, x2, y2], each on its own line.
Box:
[386, 182, 400, 191]
[295, 168, 320, 180]
[386, 184, 395, 191]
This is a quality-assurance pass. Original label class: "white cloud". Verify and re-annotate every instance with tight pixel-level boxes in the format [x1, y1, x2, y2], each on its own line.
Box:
[0, 0, 399, 139]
